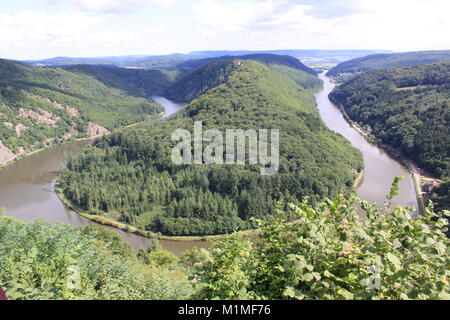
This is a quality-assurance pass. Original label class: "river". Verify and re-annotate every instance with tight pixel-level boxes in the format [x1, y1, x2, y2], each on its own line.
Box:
[316, 73, 418, 212]
[0, 97, 210, 256]
[0, 79, 418, 255]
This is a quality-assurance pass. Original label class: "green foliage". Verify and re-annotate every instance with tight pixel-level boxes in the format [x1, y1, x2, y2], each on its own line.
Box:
[328, 50, 450, 79]
[2, 194, 449, 300]
[192, 192, 450, 300]
[0, 217, 192, 300]
[140, 250, 181, 270]
[59, 59, 362, 236]
[0, 59, 163, 152]
[385, 176, 403, 210]
[192, 237, 257, 299]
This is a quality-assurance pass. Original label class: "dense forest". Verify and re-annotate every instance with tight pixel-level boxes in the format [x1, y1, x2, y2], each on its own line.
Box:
[430, 181, 450, 212]
[1, 190, 449, 300]
[0, 59, 163, 155]
[59, 58, 363, 236]
[327, 50, 450, 81]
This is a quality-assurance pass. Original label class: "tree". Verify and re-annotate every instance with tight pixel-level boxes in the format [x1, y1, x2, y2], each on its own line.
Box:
[191, 191, 450, 300]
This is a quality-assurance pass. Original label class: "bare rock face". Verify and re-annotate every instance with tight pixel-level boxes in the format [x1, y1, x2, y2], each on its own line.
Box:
[4, 122, 28, 137]
[15, 123, 28, 137]
[19, 89, 79, 117]
[0, 141, 17, 165]
[19, 108, 57, 126]
[86, 122, 108, 137]
[3, 122, 13, 128]
[66, 106, 79, 117]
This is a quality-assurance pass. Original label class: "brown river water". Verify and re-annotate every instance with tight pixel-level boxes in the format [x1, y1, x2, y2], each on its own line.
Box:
[0, 97, 210, 255]
[0, 77, 418, 254]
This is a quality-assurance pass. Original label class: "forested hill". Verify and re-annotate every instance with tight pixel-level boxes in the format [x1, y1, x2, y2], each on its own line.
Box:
[64, 65, 188, 97]
[59, 59, 363, 236]
[166, 55, 321, 102]
[175, 54, 317, 75]
[327, 50, 450, 80]
[164, 60, 242, 102]
[330, 63, 450, 180]
[0, 59, 163, 164]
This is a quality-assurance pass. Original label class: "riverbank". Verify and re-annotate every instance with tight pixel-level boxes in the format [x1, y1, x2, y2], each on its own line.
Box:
[0, 137, 85, 172]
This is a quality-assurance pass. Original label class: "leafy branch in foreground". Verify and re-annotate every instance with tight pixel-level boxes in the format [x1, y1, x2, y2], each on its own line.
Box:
[1, 183, 448, 300]
[191, 191, 450, 300]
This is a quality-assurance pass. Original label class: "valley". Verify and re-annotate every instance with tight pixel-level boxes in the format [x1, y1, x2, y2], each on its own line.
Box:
[1, 0, 450, 302]
[0, 51, 448, 301]
[0, 57, 421, 249]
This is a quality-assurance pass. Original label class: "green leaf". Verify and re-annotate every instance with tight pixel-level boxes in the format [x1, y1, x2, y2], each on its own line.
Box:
[283, 287, 296, 298]
[337, 288, 354, 300]
[386, 252, 401, 270]
[437, 292, 450, 300]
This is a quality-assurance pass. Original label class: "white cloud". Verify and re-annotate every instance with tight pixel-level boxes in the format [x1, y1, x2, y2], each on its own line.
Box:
[193, 0, 310, 32]
[193, 0, 450, 51]
[0, 11, 166, 59]
[0, 11, 101, 47]
[3, 0, 450, 60]
[74, 0, 174, 13]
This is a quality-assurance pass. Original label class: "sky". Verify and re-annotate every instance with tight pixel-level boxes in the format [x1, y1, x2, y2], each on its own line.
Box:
[1, 0, 449, 60]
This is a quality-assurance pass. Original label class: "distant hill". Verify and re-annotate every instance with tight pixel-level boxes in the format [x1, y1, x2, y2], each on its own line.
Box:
[62, 55, 317, 101]
[327, 50, 450, 79]
[22, 49, 390, 70]
[22, 53, 198, 69]
[0, 59, 163, 164]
